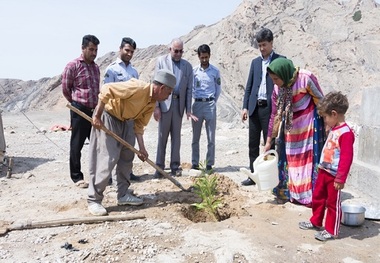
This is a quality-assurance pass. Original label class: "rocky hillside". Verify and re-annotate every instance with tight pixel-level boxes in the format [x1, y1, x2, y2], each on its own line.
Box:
[1, 0, 379, 126]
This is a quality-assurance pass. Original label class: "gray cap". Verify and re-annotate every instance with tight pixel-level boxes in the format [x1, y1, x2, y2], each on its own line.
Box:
[154, 69, 176, 89]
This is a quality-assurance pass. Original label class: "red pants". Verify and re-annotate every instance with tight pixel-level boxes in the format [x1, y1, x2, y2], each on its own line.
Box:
[310, 169, 342, 236]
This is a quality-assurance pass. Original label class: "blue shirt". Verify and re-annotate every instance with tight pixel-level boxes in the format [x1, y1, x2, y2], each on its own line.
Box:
[193, 64, 221, 102]
[103, 57, 139, 83]
[258, 51, 274, 100]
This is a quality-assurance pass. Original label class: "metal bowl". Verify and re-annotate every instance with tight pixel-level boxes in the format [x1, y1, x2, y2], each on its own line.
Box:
[341, 204, 366, 226]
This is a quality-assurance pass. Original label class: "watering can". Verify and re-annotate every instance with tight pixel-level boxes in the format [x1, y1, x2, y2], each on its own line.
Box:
[249, 149, 279, 191]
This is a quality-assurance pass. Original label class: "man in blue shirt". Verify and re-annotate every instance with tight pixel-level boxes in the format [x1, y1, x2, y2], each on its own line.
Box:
[103, 37, 140, 183]
[241, 28, 284, 186]
[191, 44, 221, 172]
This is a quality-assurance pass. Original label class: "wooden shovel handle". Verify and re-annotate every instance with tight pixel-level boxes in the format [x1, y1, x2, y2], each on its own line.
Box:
[10, 214, 145, 230]
[66, 103, 190, 192]
[0, 214, 145, 236]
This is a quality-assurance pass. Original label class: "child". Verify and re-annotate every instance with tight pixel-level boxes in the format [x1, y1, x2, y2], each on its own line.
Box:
[298, 91, 355, 241]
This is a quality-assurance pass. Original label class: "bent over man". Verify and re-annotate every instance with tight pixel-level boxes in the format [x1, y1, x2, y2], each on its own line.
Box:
[87, 69, 176, 216]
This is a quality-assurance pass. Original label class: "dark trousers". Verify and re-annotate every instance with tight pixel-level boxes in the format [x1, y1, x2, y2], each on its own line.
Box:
[70, 102, 93, 183]
[248, 105, 272, 172]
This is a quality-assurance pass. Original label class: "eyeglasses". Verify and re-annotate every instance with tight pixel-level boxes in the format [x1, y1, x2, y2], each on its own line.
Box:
[173, 49, 184, 54]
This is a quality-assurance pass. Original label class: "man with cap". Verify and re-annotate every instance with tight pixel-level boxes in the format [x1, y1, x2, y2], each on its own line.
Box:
[87, 69, 176, 216]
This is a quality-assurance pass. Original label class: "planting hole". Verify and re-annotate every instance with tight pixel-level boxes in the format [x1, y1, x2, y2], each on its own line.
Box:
[181, 174, 249, 222]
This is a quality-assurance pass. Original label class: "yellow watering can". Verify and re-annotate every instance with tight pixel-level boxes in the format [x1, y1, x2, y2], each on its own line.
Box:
[249, 149, 279, 191]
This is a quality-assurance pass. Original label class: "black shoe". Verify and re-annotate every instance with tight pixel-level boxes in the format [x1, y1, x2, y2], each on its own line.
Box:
[205, 165, 213, 174]
[171, 168, 182, 177]
[129, 172, 140, 181]
[153, 171, 163, 179]
[241, 178, 256, 186]
[191, 164, 199, 170]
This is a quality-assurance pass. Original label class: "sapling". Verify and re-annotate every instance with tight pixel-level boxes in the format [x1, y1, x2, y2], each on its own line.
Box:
[191, 161, 221, 221]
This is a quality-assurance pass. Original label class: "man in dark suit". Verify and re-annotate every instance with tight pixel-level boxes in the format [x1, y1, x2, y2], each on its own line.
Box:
[241, 28, 285, 186]
[153, 38, 195, 177]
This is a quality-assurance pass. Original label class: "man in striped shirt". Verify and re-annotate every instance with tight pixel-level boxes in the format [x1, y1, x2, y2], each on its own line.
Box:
[62, 34, 100, 188]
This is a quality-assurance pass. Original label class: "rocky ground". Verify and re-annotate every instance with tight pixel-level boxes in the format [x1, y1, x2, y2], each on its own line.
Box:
[0, 109, 379, 263]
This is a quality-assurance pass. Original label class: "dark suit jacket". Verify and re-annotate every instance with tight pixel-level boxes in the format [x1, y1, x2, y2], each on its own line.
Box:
[242, 52, 284, 116]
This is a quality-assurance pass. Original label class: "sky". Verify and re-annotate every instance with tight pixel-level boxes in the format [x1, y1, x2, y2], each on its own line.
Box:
[0, 0, 242, 81]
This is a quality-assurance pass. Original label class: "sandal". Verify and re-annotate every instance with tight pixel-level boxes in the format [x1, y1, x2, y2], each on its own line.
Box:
[75, 180, 89, 188]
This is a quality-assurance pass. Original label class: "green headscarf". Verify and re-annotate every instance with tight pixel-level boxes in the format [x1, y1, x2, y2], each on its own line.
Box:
[268, 58, 296, 87]
[268, 58, 299, 136]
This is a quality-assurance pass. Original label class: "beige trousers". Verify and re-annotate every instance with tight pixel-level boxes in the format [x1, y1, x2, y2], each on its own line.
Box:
[87, 111, 134, 204]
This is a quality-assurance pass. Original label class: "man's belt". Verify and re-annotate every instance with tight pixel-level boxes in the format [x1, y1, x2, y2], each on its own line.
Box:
[195, 97, 214, 102]
[257, 99, 267, 107]
[72, 101, 95, 112]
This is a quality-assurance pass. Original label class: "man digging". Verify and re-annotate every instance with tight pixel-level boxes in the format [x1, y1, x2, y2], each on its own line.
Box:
[87, 69, 176, 216]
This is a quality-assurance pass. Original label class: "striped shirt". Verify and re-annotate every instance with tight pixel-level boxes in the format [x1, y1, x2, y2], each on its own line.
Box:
[62, 55, 100, 109]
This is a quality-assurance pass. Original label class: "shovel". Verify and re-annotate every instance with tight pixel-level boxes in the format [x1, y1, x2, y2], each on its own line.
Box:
[0, 214, 145, 236]
[66, 103, 192, 192]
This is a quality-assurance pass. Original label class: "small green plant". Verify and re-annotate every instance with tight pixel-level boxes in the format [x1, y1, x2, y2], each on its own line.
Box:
[191, 161, 221, 221]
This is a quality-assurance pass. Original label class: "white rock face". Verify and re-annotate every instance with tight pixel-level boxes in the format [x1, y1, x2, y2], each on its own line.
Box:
[2, 0, 380, 126]
[1, 0, 379, 199]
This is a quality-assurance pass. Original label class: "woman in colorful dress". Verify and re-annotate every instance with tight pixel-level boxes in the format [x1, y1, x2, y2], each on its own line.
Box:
[263, 58, 325, 206]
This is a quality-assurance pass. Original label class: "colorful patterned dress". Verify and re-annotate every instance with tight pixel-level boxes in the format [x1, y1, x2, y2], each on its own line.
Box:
[268, 69, 325, 205]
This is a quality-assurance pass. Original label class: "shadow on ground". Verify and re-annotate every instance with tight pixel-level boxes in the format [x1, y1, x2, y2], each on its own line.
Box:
[214, 165, 246, 173]
[106, 190, 200, 214]
[0, 156, 54, 177]
[340, 219, 380, 240]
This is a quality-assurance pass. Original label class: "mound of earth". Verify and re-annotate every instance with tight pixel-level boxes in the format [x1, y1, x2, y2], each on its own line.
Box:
[0, 109, 378, 262]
